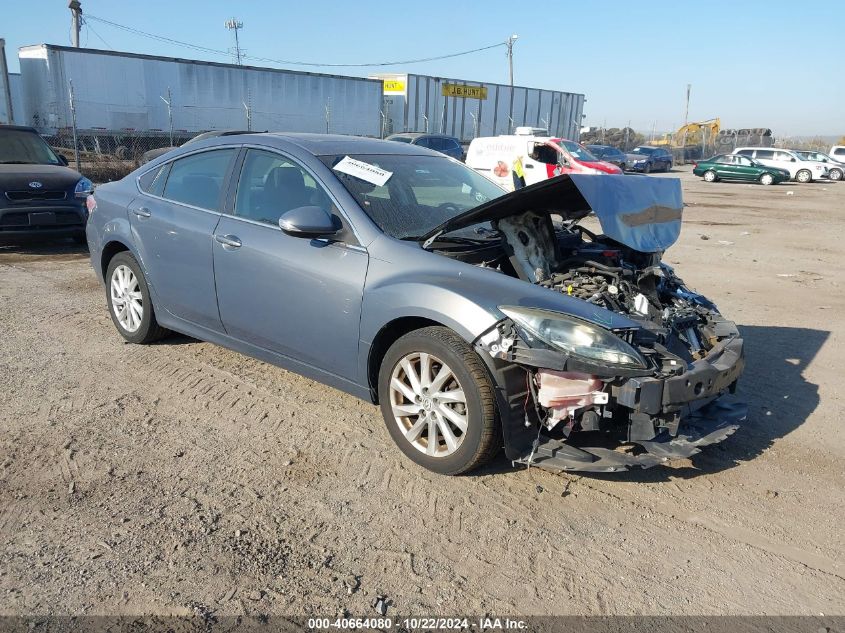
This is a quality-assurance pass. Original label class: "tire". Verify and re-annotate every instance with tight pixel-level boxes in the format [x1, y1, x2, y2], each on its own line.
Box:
[642, 163, 652, 174]
[378, 326, 500, 475]
[759, 173, 775, 186]
[703, 170, 717, 182]
[796, 169, 812, 183]
[105, 251, 169, 344]
[829, 168, 843, 182]
[619, 163, 627, 172]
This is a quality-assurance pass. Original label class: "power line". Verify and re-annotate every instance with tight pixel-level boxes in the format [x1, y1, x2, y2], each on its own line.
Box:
[84, 14, 506, 68]
[82, 18, 113, 50]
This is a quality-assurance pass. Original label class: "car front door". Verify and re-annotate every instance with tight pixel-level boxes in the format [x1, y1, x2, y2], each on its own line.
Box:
[212, 148, 368, 380]
[128, 147, 237, 332]
[733, 155, 759, 180]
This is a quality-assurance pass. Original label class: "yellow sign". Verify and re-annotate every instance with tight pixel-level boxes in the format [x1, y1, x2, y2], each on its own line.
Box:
[442, 83, 488, 100]
[383, 79, 406, 95]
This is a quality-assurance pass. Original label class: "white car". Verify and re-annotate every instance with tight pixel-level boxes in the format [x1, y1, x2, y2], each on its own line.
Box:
[733, 147, 828, 183]
[829, 145, 845, 163]
[793, 150, 844, 181]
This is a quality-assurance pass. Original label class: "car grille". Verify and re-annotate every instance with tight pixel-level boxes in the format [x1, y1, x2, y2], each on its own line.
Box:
[0, 210, 82, 227]
[5, 190, 68, 202]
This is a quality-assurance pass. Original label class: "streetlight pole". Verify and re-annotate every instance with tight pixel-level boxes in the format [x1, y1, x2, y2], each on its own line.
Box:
[506, 34, 518, 132]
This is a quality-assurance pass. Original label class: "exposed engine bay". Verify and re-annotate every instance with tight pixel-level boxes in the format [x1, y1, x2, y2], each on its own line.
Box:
[433, 200, 746, 472]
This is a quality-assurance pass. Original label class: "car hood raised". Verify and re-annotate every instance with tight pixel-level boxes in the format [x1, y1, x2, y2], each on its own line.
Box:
[421, 173, 684, 253]
[0, 164, 83, 191]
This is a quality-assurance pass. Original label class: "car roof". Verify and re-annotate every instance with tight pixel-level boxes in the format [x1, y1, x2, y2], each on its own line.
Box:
[200, 132, 441, 157]
[0, 124, 40, 134]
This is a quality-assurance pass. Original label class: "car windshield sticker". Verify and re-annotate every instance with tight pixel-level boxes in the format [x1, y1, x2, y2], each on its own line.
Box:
[333, 156, 393, 187]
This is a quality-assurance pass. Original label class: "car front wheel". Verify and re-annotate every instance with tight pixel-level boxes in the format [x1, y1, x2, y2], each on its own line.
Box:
[759, 173, 775, 185]
[796, 169, 812, 183]
[703, 170, 717, 182]
[643, 163, 651, 174]
[106, 251, 169, 344]
[829, 168, 843, 181]
[378, 326, 500, 475]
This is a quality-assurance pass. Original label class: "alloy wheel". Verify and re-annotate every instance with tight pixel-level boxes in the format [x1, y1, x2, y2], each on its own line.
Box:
[388, 352, 468, 457]
[110, 264, 143, 332]
[796, 170, 811, 183]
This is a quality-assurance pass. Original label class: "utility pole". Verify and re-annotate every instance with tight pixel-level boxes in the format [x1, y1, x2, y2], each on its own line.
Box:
[225, 18, 244, 65]
[683, 83, 691, 127]
[69, 1, 82, 48]
[0, 39, 14, 124]
[506, 34, 518, 133]
[160, 88, 173, 146]
[68, 80, 81, 171]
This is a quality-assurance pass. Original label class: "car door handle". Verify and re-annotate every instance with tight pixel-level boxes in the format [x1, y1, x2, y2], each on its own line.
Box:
[133, 206, 151, 218]
[524, 163, 534, 168]
[215, 234, 242, 248]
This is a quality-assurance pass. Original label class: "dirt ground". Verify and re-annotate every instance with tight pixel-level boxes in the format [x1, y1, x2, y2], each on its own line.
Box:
[1, 167, 843, 618]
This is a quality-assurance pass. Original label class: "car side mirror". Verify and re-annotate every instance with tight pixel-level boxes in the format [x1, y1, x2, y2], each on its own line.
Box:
[57, 154, 69, 166]
[790, 158, 796, 162]
[278, 206, 341, 238]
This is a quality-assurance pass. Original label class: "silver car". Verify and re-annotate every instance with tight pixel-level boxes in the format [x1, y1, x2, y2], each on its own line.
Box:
[86, 133, 746, 475]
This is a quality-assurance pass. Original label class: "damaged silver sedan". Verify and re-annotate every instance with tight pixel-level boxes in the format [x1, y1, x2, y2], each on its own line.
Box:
[87, 133, 745, 475]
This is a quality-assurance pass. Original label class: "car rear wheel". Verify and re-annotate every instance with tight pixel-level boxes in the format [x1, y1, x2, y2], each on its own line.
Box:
[703, 170, 717, 182]
[378, 326, 500, 475]
[829, 168, 843, 181]
[106, 252, 169, 344]
[759, 173, 775, 185]
[796, 169, 812, 183]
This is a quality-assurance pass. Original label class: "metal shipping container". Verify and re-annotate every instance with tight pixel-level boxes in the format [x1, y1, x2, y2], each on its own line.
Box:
[372, 73, 585, 142]
[18, 44, 383, 137]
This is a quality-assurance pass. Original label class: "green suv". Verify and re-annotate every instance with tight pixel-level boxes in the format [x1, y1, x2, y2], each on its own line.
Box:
[693, 154, 790, 185]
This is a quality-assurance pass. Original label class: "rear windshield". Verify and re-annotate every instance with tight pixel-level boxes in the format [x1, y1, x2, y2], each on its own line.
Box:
[387, 136, 413, 143]
[320, 153, 505, 240]
[0, 129, 61, 165]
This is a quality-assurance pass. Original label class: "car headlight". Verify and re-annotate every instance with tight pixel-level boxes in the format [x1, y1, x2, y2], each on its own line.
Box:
[75, 176, 94, 198]
[499, 306, 647, 369]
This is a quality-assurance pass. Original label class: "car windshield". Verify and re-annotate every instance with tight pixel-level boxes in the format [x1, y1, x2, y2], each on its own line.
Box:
[0, 129, 61, 165]
[630, 147, 656, 155]
[559, 139, 599, 162]
[320, 154, 506, 240]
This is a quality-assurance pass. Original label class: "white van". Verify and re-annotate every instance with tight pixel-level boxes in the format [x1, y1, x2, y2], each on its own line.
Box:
[829, 145, 845, 163]
[465, 135, 622, 190]
[732, 147, 828, 183]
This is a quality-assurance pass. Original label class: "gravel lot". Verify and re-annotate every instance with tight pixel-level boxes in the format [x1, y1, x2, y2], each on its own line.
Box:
[1, 167, 843, 617]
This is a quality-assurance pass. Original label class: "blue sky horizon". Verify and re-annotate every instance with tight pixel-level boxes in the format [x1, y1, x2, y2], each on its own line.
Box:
[3, 0, 842, 137]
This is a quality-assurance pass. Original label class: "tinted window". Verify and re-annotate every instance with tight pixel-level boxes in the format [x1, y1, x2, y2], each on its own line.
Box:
[234, 149, 333, 226]
[414, 137, 433, 149]
[737, 149, 754, 157]
[139, 163, 169, 196]
[162, 149, 236, 210]
[833, 148, 845, 157]
[446, 139, 462, 151]
[0, 129, 61, 165]
[755, 150, 775, 160]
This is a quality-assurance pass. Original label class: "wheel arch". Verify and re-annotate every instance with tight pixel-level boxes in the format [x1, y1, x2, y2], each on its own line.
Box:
[100, 240, 133, 280]
[367, 316, 446, 403]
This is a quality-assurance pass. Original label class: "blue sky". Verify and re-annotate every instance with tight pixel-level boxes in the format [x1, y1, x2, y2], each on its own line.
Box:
[3, 0, 843, 136]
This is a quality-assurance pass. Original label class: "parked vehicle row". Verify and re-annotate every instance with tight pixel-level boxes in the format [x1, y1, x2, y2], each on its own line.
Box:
[86, 133, 747, 475]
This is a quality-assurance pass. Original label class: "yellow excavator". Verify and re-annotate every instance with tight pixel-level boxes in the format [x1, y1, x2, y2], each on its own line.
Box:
[652, 118, 721, 147]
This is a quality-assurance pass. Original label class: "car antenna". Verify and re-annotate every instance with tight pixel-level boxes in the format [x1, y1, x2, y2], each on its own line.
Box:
[422, 229, 445, 250]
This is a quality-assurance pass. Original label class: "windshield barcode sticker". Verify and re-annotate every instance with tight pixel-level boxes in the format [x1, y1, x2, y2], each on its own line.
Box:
[333, 156, 393, 187]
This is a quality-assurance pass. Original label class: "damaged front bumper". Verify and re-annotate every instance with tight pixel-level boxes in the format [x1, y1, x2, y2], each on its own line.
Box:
[476, 322, 747, 473]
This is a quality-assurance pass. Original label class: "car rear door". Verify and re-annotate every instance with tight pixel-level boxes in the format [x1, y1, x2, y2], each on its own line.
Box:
[212, 148, 368, 380]
[129, 147, 237, 332]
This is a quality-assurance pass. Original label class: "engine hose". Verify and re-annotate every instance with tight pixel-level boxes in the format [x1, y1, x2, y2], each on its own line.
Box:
[558, 259, 624, 274]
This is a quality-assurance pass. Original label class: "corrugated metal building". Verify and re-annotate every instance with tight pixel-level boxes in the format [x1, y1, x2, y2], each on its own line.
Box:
[372, 73, 585, 142]
[17, 44, 384, 137]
